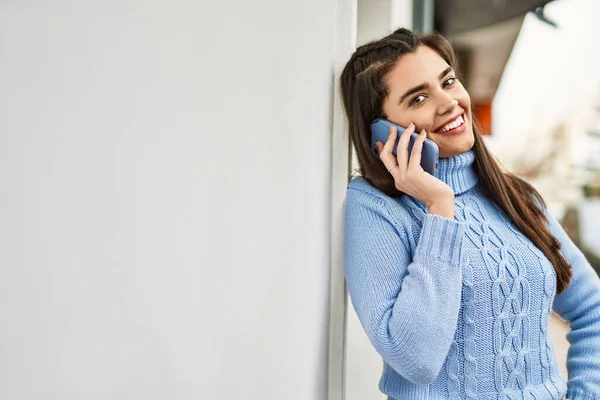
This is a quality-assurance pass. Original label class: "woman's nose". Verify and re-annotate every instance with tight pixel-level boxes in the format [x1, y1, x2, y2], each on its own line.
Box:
[438, 97, 458, 115]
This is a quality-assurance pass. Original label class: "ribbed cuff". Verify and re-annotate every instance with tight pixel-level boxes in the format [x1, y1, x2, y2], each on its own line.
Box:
[414, 213, 466, 265]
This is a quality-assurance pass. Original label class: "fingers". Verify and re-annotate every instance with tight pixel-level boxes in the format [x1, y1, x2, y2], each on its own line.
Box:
[396, 123, 416, 169]
[408, 129, 427, 171]
[379, 126, 399, 173]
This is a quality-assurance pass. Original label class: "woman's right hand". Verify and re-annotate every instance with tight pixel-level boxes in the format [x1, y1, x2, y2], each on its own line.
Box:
[375, 123, 455, 218]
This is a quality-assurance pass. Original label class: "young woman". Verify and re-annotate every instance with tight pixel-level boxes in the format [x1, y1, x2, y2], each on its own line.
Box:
[341, 27, 600, 400]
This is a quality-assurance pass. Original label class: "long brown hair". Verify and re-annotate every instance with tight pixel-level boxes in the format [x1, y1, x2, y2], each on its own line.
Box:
[340, 28, 572, 294]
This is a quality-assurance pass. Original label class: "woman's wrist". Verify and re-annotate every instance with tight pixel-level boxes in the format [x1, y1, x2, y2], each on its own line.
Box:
[426, 196, 455, 219]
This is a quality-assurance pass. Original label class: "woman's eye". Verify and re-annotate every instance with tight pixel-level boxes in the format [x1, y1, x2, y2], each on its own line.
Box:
[410, 94, 426, 106]
[444, 77, 456, 87]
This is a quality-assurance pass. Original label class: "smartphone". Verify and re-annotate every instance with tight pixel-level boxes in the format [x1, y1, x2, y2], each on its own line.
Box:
[371, 118, 439, 176]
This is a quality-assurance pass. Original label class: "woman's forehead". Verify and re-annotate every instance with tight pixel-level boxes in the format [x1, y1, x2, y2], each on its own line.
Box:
[387, 46, 450, 89]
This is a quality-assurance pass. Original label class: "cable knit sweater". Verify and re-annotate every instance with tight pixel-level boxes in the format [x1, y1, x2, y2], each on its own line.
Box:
[344, 150, 600, 400]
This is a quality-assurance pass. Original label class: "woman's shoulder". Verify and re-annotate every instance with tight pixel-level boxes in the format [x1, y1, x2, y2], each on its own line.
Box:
[346, 177, 425, 222]
[347, 176, 380, 196]
[346, 176, 389, 204]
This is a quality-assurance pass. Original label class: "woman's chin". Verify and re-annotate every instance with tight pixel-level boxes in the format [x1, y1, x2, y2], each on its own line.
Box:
[434, 130, 475, 158]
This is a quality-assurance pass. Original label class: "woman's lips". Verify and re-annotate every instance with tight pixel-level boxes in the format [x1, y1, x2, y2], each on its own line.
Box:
[434, 113, 466, 136]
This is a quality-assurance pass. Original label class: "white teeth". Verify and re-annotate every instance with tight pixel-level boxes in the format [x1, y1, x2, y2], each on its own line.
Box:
[438, 115, 464, 133]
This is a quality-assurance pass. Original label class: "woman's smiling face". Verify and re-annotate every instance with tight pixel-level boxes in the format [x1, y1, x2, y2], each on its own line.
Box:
[382, 45, 475, 158]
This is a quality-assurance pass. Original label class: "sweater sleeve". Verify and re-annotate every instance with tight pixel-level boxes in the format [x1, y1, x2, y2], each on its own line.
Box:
[547, 208, 600, 400]
[343, 187, 467, 385]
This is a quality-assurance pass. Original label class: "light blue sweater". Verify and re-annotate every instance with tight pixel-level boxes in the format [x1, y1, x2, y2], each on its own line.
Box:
[344, 150, 600, 400]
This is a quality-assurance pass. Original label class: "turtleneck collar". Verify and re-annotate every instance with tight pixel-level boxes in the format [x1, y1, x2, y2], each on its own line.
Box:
[435, 149, 478, 195]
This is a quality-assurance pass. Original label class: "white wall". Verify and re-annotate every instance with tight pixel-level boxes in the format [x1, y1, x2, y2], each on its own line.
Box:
[357, 0, 412, 46]
[328, 1, 357, 400]
[0, 1, 345, 399]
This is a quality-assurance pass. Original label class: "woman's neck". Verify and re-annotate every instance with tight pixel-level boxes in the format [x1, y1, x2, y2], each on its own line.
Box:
[435, 149, 478, 195]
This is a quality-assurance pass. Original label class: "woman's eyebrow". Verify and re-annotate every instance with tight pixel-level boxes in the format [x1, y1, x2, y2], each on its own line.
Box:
[440, 66, 453, 79]
[399, 83, 428, 104]
[398, 66, 454, 104]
